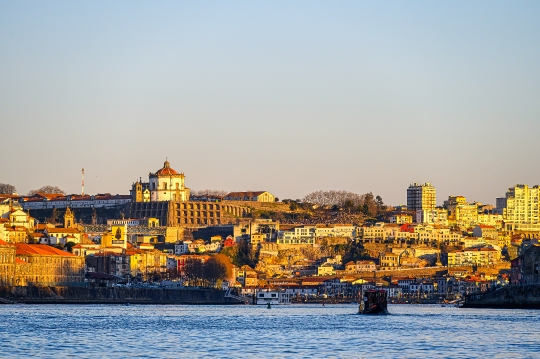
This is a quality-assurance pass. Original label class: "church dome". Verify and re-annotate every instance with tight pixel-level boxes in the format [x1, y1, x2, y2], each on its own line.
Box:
[155, 160, 180, 176]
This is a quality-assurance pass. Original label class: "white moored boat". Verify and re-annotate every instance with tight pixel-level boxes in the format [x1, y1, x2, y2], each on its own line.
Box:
[256, 290, 291, 305]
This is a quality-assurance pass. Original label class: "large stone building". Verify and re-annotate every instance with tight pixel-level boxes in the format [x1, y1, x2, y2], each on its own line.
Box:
[128, 160, 252, 227]
[14, 244, 85, 286]
[407, 183, 436, 223]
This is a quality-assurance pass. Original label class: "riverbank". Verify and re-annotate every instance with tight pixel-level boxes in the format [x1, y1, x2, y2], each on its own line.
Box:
[463, 284, 540, 309]
[0, 286, 244, 305]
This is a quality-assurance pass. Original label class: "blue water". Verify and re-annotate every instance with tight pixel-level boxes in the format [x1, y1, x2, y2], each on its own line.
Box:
[1, 304, 539, 358]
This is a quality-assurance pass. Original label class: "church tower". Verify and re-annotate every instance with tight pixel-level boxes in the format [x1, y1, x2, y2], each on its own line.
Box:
[64, 207, 75, 229]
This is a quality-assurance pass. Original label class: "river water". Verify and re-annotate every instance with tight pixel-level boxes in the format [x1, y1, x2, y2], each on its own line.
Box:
[1, 304, 539, 358]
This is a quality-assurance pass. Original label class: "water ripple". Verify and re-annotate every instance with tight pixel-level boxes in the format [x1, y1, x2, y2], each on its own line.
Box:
[1, 304, 540, 358]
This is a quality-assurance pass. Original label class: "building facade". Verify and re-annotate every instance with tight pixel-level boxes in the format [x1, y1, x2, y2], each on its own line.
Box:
[498, 184, 540, 232]
[407, 183, 436, 214]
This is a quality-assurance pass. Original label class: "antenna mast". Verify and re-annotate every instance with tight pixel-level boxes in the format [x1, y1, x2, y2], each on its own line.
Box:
[82, 168, 85, 196]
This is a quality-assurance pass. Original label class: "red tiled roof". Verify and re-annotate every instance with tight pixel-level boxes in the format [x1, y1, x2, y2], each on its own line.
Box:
[30, 193, 64, 199]
[15, 244, 76, 256]
[154, 160, 180, 176]
[0, 238, 14, 246]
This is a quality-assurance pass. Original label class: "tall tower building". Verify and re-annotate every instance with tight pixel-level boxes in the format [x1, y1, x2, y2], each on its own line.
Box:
[501, 184, 540, 225]
[407, 182, 436, 212]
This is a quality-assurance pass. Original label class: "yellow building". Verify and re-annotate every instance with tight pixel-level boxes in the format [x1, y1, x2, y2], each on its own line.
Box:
[389, 213, 413, 224]
[501, 184, 540, 224]
[451, 203, 479, 228]
[317, 263, 336, 276]
[237, 265, 258, 286]
[4, 226, 28, 243]
[379, 252, 400, 269]
[14, 244, 85, 286]
[447, 247, 501, 267]
[499, 184, 540, 230]
[9, 209, 35, 231]
[125, 248, 167, 279]
[101, 224, 128, 249]
[0, 239, 16, 286]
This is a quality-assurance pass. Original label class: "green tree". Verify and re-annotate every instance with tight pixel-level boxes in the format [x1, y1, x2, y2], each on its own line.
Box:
[342, 242, 371, 264]
[236, 239, 257, 268]
[65, 241, 77, 253]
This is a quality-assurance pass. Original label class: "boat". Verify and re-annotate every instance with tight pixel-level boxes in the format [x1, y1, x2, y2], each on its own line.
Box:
[358, 289, 389, 315]
[256, 290, 290, 305]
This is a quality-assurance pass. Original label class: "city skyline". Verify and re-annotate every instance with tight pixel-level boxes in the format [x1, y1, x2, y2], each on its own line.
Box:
[1, 1, 540, 205]
[3, 160, 539, 208]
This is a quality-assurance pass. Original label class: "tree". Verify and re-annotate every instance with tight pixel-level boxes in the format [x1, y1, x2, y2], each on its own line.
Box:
[220, 246, 238, 268]
[27, 185, 66, 196]
[184, 258, 205, 286]
[303, 190, 363, 208]
[0, 183, 16, 195]
[48, 208, 59, 223]
[361, 192, 378, 217]
[213, 254, 235, 281]
[202, 256, 227, 287]
[65, 241, 77, 253]
[236, 239, 257, 268]
[191, 189, 228, 197]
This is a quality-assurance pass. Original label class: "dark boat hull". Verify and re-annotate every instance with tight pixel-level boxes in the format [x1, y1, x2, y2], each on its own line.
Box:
[360, 304, 388, 315]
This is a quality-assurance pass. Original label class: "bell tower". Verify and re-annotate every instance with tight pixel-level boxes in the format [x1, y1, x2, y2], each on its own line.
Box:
[64, 207, 75, 229]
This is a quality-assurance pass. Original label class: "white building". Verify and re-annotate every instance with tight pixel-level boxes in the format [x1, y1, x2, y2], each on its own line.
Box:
[149, 160, 190, 202]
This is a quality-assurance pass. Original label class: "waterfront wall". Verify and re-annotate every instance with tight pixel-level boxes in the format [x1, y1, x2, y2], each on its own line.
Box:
[463, 284, 540, 309]
[0, 286, 243, 305]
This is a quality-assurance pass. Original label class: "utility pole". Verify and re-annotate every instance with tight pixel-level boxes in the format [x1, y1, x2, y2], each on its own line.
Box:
[82, 168, 85, 196]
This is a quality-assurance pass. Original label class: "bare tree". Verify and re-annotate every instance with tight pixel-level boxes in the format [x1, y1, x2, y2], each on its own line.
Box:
[302, 190, 363, 208]
[202, 256, 227, 287]
[184, 258, 205, 286]
[191, 189, 228, 197]
[0, 183, 16, 195]
[27, 185, 66, 196]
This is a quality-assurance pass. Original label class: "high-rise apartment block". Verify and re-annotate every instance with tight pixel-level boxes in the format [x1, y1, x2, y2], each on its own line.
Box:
[498, 184, 540, 225]
[407, 182, 436, 211]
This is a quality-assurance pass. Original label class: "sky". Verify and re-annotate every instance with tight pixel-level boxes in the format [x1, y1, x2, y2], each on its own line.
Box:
[1, 1, 539, 205]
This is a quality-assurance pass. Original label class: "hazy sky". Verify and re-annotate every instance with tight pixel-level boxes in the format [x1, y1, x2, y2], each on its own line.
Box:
[1, 1, 539, 205]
